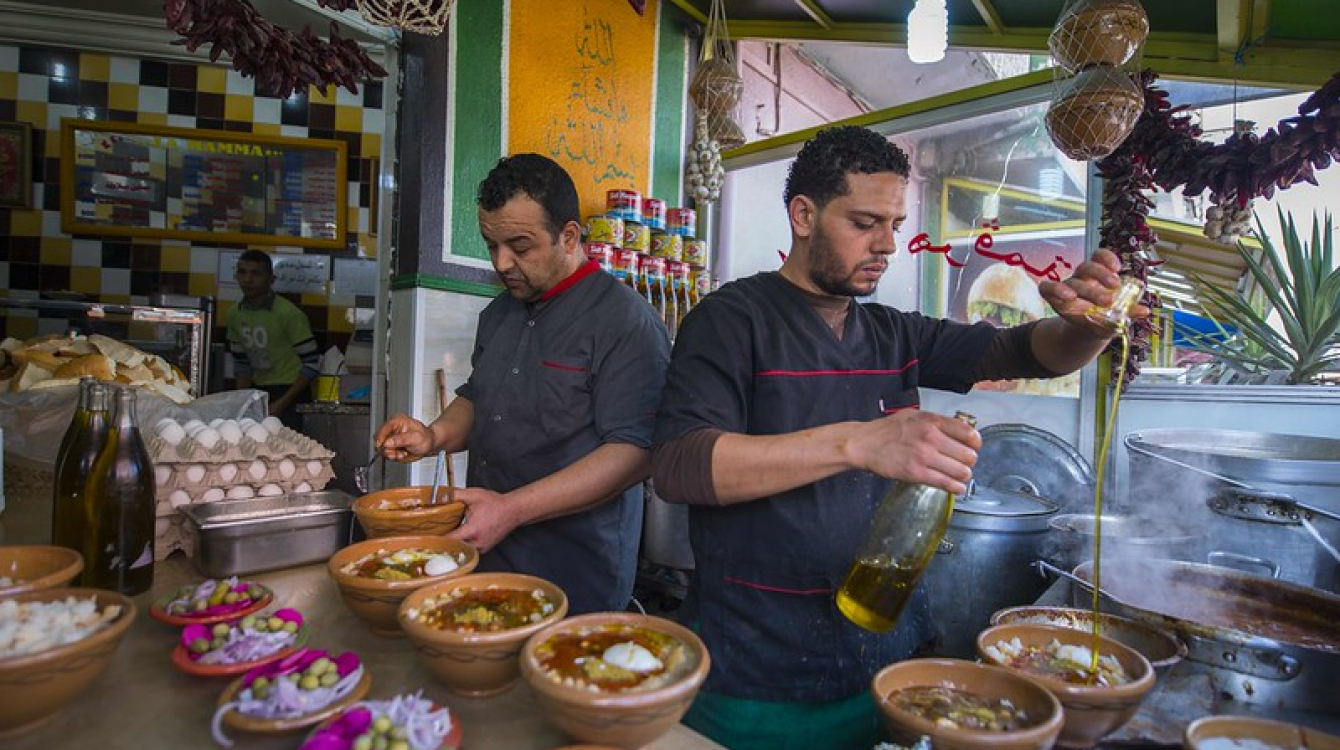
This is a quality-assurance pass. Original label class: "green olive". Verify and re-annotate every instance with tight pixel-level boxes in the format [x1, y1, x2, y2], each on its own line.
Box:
[372, 716, 392, 733]
[211, 623, 231, 637]
[192, 599, 208, 612]
[268, 617, 284, 631]
[240, 615, 257, 630]
[210, 637, 226, 650]
[311, 657, 333, 675]
[223, 592, 240, 604]
[250, 684, 269, 699]
[300, 675, 320, 690]
[252, 676, 270, 689]
[282, 621, 299, 634]
[319, 671, 339, 687]
[352, 737, 373, 750]
[189, 638, 211, 654]
[389, 741, 409, 750]
[372, 737, 389, 750]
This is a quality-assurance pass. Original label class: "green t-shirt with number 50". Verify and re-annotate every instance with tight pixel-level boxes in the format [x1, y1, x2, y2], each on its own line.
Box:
[226, 294, 319, 386]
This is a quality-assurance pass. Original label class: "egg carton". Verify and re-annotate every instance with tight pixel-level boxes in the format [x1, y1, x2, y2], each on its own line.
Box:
[152, 464, 334, 518]
[155, 514, 193, 561]
[153, 457, 334, 498]
[150, 427, 334, 464]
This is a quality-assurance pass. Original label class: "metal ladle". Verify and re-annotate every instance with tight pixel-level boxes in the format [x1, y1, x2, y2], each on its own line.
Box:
[353, 451, 379, 494]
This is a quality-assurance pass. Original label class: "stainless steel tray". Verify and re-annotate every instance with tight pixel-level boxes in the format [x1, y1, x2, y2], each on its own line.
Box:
[179, 491, 354, 577]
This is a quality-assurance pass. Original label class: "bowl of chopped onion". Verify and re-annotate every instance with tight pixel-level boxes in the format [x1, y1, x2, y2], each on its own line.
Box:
[328, 535, 479, 637]
[0, 587, 135, 738]
[301, 691, 462, 750]
[352, 486, 466, 539]
[0, 545, 83, 597]
[871, 658, 1064, 750]
[212, 649, 370, 743]
[172, 608, 310, 678]
[977, 623, 1156, 749]
[1184, 715, 1340, 750]
[519, 611, 710, 749]
[399, 571, 568, 697]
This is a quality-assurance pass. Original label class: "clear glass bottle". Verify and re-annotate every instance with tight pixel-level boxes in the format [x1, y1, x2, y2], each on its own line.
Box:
[52, 378, 111, 561]
[83, 387, 156, 595]
[837, 411, 977, 632]
[1086, 276, 1145, 331]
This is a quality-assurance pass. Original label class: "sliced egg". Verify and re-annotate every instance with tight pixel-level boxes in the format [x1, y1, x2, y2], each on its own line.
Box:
[424, 555, 459, 576]
[601, 642, 662, 673]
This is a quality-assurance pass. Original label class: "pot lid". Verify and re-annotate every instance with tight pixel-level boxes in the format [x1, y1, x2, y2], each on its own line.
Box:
[957, 486, 1059, 517]
[974, 424, 1094, 512]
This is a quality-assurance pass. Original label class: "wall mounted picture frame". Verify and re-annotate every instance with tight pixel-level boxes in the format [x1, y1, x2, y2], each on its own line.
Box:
[60, 119, 347, 248]
[0, 121, 33, 209]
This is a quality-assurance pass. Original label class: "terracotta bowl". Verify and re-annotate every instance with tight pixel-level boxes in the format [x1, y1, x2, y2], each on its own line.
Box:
[0, 587, 136, 738]
[327, 535, 479, 637]
[398, 571, 568, 697]
[871, 658, 1064, 750]
[305, 699, 464, 749]
[0, 545, 84, 596]
[990, 607, 1187, 675]
[1184, 716, 1340, 750]
[216, 663, 372, 735]
[352, 486, 465, 538]
[977, 623, 1156, 749]
[519, 612, 710, 749]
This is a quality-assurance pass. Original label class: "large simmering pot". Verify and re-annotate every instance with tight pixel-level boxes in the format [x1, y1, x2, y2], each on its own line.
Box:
[1043, 513, 1203, 572]
[921, 486, 1059, 659]
[1072, 557, 1340, 714]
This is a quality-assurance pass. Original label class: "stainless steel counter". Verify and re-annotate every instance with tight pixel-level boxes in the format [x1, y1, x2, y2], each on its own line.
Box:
[0, 487, 723, 750]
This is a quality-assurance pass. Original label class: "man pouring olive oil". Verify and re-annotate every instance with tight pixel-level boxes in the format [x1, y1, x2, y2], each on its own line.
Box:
[651, 126, 1145, 750]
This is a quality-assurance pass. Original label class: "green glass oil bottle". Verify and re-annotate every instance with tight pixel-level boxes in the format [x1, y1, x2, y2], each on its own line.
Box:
[51, 378, 111, 565]
[83, 387, 156, 595]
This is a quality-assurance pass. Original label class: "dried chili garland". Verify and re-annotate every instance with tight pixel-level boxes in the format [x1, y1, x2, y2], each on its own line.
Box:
[1095, 68, 1340, 386]
[164, 0, 387, 99]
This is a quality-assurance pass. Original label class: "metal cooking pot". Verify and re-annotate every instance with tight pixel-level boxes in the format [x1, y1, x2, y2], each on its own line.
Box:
[1044, 513, 1203, 571]
[1125, 429, 1340, 592]
[1071, 557, 1340, 714]
[922, 486, 1059, 659]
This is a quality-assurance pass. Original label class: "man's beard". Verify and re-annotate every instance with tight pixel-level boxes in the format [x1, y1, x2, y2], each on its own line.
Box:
[807, 225, 879, 297]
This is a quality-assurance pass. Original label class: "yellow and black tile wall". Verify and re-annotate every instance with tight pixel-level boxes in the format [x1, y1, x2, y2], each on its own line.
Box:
[0, 42, 385, 352]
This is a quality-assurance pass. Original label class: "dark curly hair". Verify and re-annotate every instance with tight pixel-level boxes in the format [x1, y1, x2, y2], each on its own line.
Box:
[477, 153, 580, 239]
[783, 126, 911, 209]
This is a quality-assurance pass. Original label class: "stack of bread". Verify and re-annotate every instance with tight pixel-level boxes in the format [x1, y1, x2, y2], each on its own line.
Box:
[0, 333, 193, 403]
[149, 415, 335, 559]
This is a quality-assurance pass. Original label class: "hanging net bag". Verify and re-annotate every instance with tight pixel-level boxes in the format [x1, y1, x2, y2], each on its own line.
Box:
[357, 0, 454, 36]
[689, 0, 745, 152]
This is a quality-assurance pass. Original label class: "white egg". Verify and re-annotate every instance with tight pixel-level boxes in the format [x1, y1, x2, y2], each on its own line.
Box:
[184, 464, 207, 484]
[257, 483, 284, 497]
[182, 419, 206, 434]
[247, 460, 268, 481]
[201, 488, 226, 503]
[601, 642, 662, 672]
[154, 465, 173, 488]
[225, 485, 256, 500]
[155, 418, 178, 435]
[159, 422, 187, 447]
[424, 555, 460, 576]
[389, 550, 416, 563]
[193, 428, 221, 450]
[217, 463, 239, 483]
[295, 481, 312, 493]
[168, 490, 192, 508]
[277, 459, 297, 479]
[209, 418, 226, 428]
[218, 422, 244, 445]
[262, 416, 283, 434]
[306, 460, 324, 477]
[244, 424, 270, 443]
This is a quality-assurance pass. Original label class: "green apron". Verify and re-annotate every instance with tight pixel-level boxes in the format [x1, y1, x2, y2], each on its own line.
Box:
[684, 689, 885, 750]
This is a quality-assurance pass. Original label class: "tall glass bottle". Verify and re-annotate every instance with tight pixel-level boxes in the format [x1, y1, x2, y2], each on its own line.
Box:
[83, 387, 156, 595]
[52, 378, 111, 559]
[836, 411, 977, 633]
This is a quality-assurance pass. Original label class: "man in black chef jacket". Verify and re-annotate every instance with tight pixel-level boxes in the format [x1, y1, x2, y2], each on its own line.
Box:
[375, 154, 670, 615]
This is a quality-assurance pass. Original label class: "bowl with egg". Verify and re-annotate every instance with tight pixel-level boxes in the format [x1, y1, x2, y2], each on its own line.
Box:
[328, 536, 479, 637]
[871, 658, 1063, 750]
[399, 571, 568, 697]
[990, 606, 1186, 676]
[977, 623, 1156, 749]
[519, 612, 710, 749]
[352, 486, 466, 539]
[0, 587, 136, 738]
[1184, 716, 1340, 750]
[0, 545, 83, 597]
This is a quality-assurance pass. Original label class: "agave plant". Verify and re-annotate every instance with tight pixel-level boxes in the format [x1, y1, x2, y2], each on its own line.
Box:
[1177, 208, 1340, 384]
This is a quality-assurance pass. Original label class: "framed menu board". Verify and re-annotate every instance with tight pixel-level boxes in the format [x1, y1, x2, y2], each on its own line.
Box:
[60, 119, 347, 248]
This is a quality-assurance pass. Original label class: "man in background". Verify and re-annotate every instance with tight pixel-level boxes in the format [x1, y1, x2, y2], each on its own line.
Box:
[227, 250, 320, 430]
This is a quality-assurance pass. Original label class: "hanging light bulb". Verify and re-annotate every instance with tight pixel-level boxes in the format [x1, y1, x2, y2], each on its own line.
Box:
[907, 0, 948, 64]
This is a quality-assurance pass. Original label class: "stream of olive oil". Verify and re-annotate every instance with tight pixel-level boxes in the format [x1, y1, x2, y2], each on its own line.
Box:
[1089, 328, 1132, 678]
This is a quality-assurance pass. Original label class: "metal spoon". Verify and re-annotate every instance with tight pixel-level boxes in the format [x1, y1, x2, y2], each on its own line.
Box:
[353, 452, 379, 494]
[427, 450, 445, 506]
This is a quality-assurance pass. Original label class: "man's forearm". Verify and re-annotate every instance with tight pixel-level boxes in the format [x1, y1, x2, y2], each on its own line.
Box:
[507, 443, 651, 525]
[426, 396, 474, 455]
[1029, 317, 1115, 375]
[271, 375, 311, 411]
[709, 423, 863, 505]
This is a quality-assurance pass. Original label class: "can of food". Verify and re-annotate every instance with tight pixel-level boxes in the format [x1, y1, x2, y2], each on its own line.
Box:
[650, 231, 683, 262]
[683, 237, 709, 267]
[642, 198, 667, 232]
[612, 249, 640, 284]
[642, 255, 667, 283]
[692, 267, 713, 298]
[668, 207, 697, 237]
[584, 242, 615, 271]
[622, 220, 651, 254]
[606, 189, 643, 223]
[586, 215, 624, 246]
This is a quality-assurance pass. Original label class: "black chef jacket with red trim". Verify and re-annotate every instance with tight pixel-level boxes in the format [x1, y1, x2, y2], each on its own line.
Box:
[653, 271, 1007, 703]
[458, 260, 670, 614]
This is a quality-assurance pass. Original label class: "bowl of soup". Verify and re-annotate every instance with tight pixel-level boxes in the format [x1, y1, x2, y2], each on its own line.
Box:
[352, 486, 465, 538]
[327, 536, 479, 637]
[871, 658, 1064, 750]
[977, 623, 1155, 749]
[398, 572, 568, 697]
[0, 546, 83, 597]
[519, 612, 710, 749]
[1184, 716, 1340, 750]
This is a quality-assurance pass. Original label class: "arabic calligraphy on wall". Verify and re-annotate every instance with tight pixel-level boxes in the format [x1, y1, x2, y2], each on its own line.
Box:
[908, 221, 1076, 283]
[508, 0, 658, 218]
